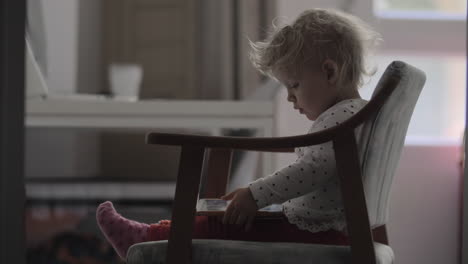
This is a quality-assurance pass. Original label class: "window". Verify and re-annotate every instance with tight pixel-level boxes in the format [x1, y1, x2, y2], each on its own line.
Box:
[360, 54, 465, 143]
[375, 0, 466, 19]
[351, 0, 466, 144]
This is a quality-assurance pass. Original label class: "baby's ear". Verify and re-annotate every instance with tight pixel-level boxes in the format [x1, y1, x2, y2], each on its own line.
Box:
[322, 59, 339, 84]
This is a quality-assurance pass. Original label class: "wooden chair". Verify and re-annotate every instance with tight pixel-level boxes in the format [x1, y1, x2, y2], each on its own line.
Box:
[126, 61, 426, 264]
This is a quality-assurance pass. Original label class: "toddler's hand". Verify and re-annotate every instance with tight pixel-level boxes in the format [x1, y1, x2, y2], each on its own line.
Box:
[221, 187, 258, 231]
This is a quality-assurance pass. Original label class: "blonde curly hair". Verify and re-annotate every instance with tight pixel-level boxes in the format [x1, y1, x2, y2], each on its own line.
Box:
[249, 8, 382, 90]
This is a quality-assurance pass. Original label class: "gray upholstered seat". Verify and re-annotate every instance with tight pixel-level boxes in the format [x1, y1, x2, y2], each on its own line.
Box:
[128, 239, 394, 264]
[128, 61, 426, 264]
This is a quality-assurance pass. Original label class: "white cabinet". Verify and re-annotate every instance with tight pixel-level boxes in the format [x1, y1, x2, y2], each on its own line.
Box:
[25, 98, 276, 201]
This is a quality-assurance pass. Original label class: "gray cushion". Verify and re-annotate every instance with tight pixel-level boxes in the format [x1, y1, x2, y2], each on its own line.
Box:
[358, 61, 426, 228]
[127, 239, 394, 264]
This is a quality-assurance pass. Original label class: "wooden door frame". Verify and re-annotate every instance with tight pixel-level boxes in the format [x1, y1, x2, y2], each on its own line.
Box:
[0, 0, 26, 263]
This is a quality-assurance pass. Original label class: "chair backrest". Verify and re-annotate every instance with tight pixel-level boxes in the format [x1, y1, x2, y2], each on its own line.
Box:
[357, 61, 426, 228]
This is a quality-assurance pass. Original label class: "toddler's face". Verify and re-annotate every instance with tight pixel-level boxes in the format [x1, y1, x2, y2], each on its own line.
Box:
[273, 64, 339, 121]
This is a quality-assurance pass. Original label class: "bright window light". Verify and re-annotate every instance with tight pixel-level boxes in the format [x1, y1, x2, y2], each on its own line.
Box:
[360, 54, 466, 145]
[374, 0, 467, 20]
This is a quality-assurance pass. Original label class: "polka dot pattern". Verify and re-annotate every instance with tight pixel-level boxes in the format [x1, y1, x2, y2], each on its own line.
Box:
[248, 99, 368, 232]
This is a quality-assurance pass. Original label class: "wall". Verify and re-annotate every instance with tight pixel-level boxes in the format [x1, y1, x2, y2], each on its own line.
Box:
[25, 129, 99, 178]
[389, 144, 461, 264]
[26, 0, 100, 179]
[42, 0, 102, 94]
[42, 0, 78, 94]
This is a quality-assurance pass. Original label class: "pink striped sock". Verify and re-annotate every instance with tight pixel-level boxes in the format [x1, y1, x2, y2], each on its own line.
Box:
[96, 201, 149, 259]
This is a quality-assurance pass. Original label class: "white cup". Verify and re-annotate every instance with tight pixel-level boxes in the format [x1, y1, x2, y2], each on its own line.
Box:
[108, 63, 143, 101]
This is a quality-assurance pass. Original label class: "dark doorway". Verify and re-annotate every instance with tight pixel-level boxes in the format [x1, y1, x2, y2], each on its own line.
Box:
[0, 0, 27, 263]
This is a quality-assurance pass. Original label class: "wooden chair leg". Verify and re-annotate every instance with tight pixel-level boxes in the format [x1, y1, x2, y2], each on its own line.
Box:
[200, 148, 233, 199]
[333, 132, 376, 264]
[166, 146, 205, 264]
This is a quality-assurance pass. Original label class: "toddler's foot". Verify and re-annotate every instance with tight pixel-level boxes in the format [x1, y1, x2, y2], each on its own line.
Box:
[96, 201, 149, 259]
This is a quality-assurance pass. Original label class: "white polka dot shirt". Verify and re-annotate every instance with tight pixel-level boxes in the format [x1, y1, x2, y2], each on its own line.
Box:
[249, 99, 368, 233]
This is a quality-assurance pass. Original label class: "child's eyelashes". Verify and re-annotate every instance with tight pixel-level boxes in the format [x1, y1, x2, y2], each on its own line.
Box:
[290, 82, 299, 89]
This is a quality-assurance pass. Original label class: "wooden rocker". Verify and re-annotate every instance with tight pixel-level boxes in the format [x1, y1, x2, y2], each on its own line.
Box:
[127, 61, 426, 264]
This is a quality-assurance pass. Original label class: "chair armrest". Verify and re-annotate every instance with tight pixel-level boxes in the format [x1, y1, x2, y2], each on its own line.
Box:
[147, 129, 341, 151]
[146, 73, 399, 150]
[264, 148, 295, 153]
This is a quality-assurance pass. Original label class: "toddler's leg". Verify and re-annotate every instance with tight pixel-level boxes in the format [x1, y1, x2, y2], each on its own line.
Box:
[147, 215, 226, 241]
[96, 201, 150, 259]
[148, 216, 349, 245]
[97, 202, 349, 260]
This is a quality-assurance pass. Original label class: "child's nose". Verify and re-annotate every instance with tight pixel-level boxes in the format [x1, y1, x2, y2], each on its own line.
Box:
[287, 93, 296, 102]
